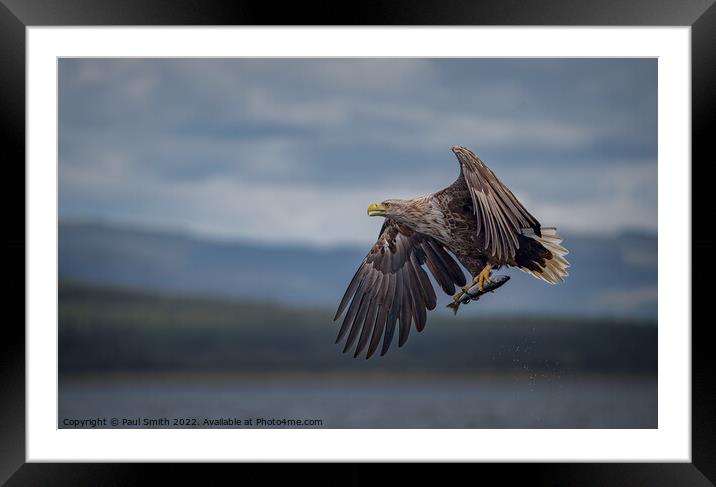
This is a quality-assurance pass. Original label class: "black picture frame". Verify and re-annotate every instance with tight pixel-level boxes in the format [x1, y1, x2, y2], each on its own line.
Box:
[1, 0, 712, 484]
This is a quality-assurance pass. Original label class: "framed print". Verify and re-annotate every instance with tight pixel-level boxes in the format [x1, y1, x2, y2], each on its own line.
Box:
[2, 0, 713, 483]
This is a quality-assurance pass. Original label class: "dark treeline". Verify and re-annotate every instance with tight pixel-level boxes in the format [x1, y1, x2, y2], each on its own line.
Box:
[59, 281, 657, 376]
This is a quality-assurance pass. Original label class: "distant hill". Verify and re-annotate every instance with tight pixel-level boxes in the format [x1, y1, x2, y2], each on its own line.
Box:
[59, 221, 657, 318]
[59, 281, 656, 374]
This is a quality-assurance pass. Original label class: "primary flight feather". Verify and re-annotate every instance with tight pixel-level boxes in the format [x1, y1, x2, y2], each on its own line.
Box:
[334, 145, 570, 358]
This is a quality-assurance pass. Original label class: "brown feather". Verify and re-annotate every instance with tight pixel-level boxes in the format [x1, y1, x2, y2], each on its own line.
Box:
[334, 218, 465, 357]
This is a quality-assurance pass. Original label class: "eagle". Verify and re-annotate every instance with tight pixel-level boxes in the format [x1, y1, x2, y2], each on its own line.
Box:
[334, 145, 570, 359]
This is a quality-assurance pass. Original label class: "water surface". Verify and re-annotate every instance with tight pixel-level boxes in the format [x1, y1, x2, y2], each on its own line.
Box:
[59, 373, 657, 429]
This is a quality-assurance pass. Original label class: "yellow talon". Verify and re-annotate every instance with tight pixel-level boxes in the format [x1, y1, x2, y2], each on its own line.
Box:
[476, 264, 493, 292]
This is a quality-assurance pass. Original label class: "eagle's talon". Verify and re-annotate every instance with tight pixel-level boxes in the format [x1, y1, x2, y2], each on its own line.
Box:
[476, 264, 493, 292]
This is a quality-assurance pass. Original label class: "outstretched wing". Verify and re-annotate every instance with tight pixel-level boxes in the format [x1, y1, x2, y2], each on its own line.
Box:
[452, 146, 540, 262]
[334, 219, 466, 359]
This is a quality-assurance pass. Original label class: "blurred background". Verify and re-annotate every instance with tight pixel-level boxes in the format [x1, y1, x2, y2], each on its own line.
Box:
[58, 58, 657, 428]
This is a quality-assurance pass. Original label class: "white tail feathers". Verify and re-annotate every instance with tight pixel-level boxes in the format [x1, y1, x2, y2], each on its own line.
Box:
[519, 227, 570, 284]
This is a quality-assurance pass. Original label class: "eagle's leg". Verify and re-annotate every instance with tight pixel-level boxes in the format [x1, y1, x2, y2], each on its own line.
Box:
[476, 263, 493, 292]
[451, 263, 494, 303]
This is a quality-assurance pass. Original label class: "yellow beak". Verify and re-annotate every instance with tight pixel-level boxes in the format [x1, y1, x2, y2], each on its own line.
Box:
[367, 202, 387, 217]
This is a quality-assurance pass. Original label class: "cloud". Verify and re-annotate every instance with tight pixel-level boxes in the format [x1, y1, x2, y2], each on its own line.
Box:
[59, 58, 658, 246]
[59, 154, 656, 246]
[61, 160, 426, 247]
[498, 161, 658, 235]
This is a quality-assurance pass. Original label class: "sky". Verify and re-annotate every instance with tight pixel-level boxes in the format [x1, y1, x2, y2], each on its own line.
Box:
[58, 58, 657, 248]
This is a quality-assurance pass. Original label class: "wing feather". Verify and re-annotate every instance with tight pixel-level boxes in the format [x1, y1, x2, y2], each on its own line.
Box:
[381, 270, 402, 356]
[355, 291, 380, 358]
[343, 291, 373, 353]
[335, 275, 368, 343]
[334, 267, 364, 321]
[334, 219, 466, 357]
[398, 268, 413, 347]
[421, 242, 455, 295]
[411, 252, 437, 310]
[367, 273, 395, 359]
[427, 240, 466, 286]
[453, 146, 540, 261]
[334, 219, 465, 357]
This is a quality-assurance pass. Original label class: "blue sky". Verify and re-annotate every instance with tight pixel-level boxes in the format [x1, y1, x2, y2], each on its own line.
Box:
[59, 58, 657, 247]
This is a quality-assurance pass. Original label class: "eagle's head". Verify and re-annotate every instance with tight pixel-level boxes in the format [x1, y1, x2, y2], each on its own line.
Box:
[367, 199, 405, 218]
[368, 197, 445, 241]
[367, 198, 432, 224]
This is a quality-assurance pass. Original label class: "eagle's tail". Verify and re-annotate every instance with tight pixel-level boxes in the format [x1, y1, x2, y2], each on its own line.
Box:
[519, 227, 570, 284]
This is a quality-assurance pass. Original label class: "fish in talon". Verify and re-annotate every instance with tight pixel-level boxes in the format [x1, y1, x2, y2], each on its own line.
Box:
[447, 275, 510, 315]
